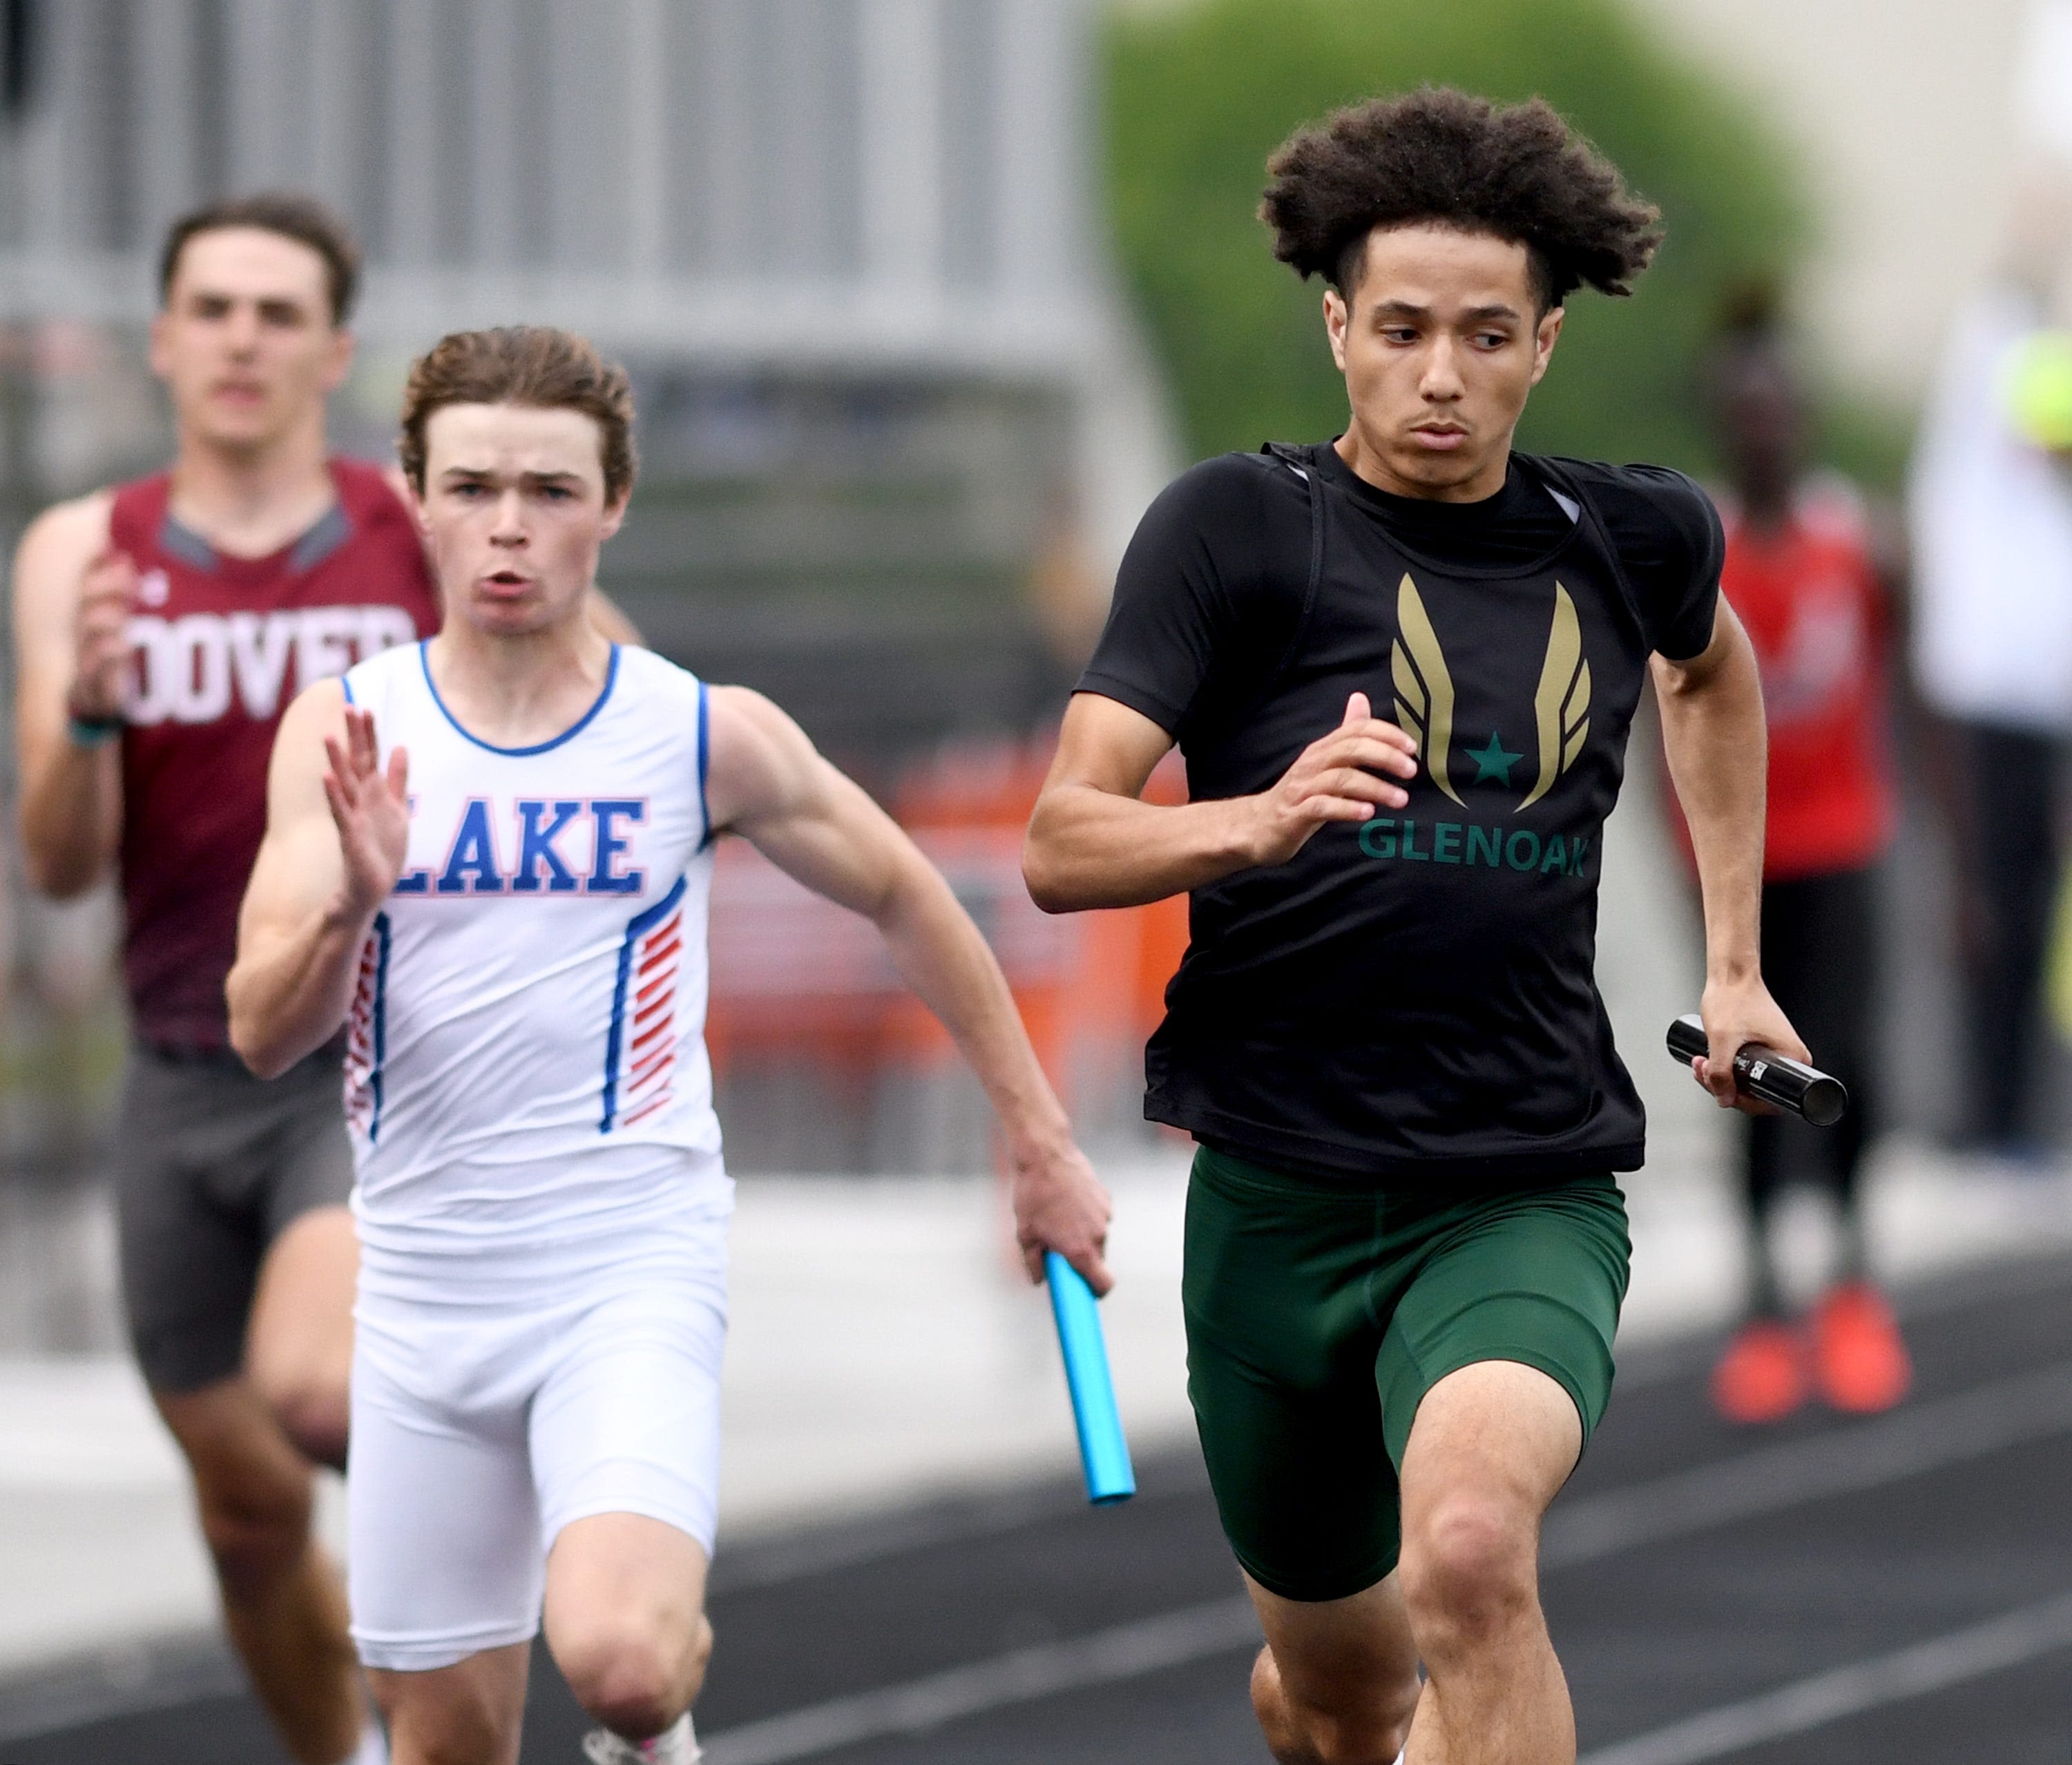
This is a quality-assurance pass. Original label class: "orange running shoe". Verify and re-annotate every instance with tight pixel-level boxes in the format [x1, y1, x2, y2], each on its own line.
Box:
[1810, 1280, 1912, 1413]
[1710, 1319, 1807, 1424]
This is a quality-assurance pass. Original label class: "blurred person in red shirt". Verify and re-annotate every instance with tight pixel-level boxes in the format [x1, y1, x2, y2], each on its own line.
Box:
[1697, 304, 1911, 1424]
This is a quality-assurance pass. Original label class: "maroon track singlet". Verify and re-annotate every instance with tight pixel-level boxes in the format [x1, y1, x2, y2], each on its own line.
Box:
[112, 459, 441, 1049]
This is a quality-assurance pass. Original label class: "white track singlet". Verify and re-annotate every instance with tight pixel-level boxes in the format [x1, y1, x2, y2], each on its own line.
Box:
[338, 640, 723, 1270]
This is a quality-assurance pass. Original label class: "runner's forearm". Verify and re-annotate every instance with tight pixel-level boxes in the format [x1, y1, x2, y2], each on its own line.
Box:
[872, 852, 1073, 1149]
[1024, 783, 1265, 912]
[227, 905, 374, 1078]
[18, 736, 122, 897]
[1656, 631, 1767, 983]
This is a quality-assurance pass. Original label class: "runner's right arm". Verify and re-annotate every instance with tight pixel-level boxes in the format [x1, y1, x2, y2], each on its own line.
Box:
[228, 686, 407, 1078]
[1023, 689, 1417, 912]
[11, 493, 127, 897]
[709, 685, 1114, 1290]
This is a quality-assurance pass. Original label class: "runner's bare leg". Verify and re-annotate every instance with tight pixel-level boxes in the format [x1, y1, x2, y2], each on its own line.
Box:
[156, 1207, 365, 1764]
[1397, 1359, 1582, 1765]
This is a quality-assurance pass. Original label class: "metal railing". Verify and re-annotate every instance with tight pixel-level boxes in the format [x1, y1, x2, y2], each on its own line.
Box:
[0, 0, 1101, 370]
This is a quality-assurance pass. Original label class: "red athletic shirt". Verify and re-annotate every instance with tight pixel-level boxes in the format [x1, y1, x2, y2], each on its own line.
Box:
[1718, 480, 1897, 880]
[111, 459, 441, 1047]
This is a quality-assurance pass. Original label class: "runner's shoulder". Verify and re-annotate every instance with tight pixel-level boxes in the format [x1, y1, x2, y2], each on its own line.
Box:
[274, 676, 352, 763]
[11, 491, 116, 632]
[15, 487, 113, 569]
[341, 634, 421, 704]
[1138, 449, 1313, 542]
[606, 640, 705, 723]
[285, 673, 350, 722]
[1528, 454, 1725, 585]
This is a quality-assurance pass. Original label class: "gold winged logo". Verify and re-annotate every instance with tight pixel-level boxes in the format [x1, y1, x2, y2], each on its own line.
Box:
[1390, 575, 1464, 807]
[1519, 582, 1590, 811]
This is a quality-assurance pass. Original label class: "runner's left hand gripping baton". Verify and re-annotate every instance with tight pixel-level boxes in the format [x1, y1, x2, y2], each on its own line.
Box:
[1666, 1013, 1848, 1127]
[1045, 1250, 1136, 1505]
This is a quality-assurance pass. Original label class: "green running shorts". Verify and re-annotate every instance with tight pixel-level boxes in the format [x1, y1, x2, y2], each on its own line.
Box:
[1182, 1144, 1631, 1602]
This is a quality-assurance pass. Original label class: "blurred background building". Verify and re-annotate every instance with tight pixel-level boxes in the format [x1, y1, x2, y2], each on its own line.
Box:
[0, 0, 1173, 732]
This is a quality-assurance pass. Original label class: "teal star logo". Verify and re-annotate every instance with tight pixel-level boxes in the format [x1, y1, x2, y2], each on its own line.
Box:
[1466, 731, 1522, 786]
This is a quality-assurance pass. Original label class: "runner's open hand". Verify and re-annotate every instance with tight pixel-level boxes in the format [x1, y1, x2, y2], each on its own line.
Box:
[1010, 1128, 1115, 1295]
[1247, 691, 1418, 866]
[323, 705, 411, 920]
[1692, 975, 1810, 1116]
[68, 548, 139, 724]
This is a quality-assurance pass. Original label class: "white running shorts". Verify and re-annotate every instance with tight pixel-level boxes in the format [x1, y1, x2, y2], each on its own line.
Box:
[347, 1221, 727, 1673]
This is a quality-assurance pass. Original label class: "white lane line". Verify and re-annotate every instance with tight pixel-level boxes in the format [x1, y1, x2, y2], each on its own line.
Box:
[700, 1597, 1259, 1765]
[1577, 1589, 2072, 1765]
[1544, 1359, 2072, 1566]
[701, 1359, 2072, 1765]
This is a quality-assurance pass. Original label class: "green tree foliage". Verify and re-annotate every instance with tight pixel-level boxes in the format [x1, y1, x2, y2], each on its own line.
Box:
[1105, 0, 1806, 474]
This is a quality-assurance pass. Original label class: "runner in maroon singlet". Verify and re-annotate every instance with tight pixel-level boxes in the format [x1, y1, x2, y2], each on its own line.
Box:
[115, 457, 437, 1047]
[15, 196, 439, 1765]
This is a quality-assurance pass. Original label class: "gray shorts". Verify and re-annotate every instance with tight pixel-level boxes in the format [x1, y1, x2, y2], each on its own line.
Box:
[115, 1041, 354, 1393]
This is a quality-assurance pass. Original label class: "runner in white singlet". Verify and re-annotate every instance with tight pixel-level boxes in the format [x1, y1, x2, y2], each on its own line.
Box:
[228, 327, 1113, 1765]
[340, 637, 726, 1259]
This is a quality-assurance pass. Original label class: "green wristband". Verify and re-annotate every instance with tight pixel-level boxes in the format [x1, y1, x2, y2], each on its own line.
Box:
[66, 712, 124, 747]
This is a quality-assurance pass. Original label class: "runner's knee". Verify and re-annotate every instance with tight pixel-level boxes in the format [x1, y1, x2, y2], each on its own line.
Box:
[247, 1221, 356, 1471]
[1399, 1493, 1537, 1648]
[193, 1468, 314, 1600]
[254, 1366, 351, 1470]
[555, 1612, 709, 1739]
[159, 1382, 319, 1597]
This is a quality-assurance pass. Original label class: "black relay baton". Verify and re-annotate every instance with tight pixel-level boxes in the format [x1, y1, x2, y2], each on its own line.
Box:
[1666, 1013, 1848, 1127]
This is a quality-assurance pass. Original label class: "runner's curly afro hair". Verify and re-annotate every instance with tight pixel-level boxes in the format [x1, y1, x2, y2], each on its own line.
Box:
[1260, 88, 1662, 312]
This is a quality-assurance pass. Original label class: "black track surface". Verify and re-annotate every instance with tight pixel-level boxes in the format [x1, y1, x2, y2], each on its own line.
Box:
[5, 1252, 2070, 1764]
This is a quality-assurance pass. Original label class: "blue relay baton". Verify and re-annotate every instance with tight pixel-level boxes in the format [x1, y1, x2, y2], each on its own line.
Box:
[1044, 1250, 1136, 1505]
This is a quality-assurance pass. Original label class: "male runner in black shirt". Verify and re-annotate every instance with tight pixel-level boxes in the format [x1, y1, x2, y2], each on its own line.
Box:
[1025, 90, 1803, 1765]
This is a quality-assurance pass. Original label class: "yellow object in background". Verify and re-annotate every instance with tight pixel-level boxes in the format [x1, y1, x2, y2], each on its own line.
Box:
[2049, 860, 2072, 1042]
[2002, 330, 2072, 451]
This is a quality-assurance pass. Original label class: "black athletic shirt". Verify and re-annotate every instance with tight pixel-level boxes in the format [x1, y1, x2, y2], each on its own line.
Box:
[1079, 441, 1723, 1183]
